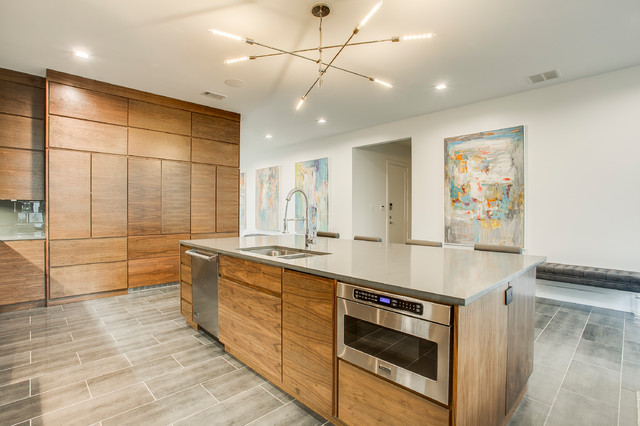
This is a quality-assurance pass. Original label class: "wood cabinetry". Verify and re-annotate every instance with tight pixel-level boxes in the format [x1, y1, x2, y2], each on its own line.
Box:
[128, 100, 191, 135]
[0, 148, 45, 200]
[0, 78, 44, 118]
[0, 240, 45, 309]
[282, 270, 335, 418]
[216, 166, 239, 233]
[128, 157, 162, 235]
[49, 115, 127, 155]
[179, 244, 196, 328]
[191, 139, 239, 167]
[0, 114, 44, 150]
[191, 163, 216, 234]
[49, 82, 127, 125]
[48, 149, 91, 240]
[162, 161, 190, 234]
[128, 128, 190, 161]
[192, 113, 240, 144]
[339, 360, 449, 426]
[92, 154, 128, 237]
[50, 262, 127, 299]
[219, 276, 283, 384]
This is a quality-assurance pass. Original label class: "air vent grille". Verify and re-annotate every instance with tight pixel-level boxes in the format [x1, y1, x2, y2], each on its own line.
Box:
[201, 91, 227, 100]
[528, 69, 561, 84]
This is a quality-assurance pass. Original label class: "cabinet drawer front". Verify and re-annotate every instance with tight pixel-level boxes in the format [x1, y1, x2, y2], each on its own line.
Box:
[0, 79, 44, 118]
[128, 256, 179, 288]
[128, 100, 191, 136]
[180, 245, 192, 267]
[218, 277, 282, 382]
[181, 263, 192, 285]
[192, 113, 239, 144]
[0, 147, 44, 200]
[128, 234, 189, 260]
[49, 115, 127, 155]
[191, 138, 239, 167]
[50, 262, 127, 299]
[49, 82, 127, 125]
[181, 298, 193, 319]
[0, 114, 44, 150]
[128, 128, 190, 161]
[338, 360, 449, 426]
[219, 255, 281, 295]
[0, 240, 45, 305]
[50, 237, 127, 267]
[180, 281, 193, 304]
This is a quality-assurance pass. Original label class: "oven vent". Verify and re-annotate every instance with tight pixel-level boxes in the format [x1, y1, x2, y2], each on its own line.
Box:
[201, 91, 227, 100]
[528, 69, 561, 84]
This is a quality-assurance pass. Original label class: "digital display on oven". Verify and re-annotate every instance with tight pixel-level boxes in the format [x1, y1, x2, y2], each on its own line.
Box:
[379, 296, 391, 305]
[353, 289, 423, 315]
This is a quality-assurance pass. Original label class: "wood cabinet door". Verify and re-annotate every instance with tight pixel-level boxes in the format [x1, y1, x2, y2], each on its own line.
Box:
[128, 157, 162, 235]
[505, 268, 536, 413]
[0, 240, 44, 306]
[49, 149, 91, 240]
[216, 166, 239, 233]
[218, 277, 282, 383]
[0, 147, 44, 200]
[162, 161, 190, 234]
[282, 270, 335, 417]
[191, 163, 216, 234]
[92, 154, 127, 237]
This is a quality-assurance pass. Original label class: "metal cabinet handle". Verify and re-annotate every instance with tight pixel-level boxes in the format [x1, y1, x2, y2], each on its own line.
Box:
[185, 249, 218, 261]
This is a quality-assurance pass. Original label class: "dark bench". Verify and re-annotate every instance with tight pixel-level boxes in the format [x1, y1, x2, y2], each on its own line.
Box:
[536, 262, 640, 292]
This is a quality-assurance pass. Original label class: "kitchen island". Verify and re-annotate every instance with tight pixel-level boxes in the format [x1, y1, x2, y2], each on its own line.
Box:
[179, 235, 545, 426]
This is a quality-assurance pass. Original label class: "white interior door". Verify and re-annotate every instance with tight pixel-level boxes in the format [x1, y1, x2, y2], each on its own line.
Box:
[386, 161, 409, 244]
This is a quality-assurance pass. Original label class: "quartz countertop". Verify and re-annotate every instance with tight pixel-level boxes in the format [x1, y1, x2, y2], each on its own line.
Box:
[181, 235, 546, 306]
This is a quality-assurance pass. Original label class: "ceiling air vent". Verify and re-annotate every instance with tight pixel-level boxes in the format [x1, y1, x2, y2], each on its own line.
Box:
[201, 91, 227, 100]
[528, 69, 561, 84]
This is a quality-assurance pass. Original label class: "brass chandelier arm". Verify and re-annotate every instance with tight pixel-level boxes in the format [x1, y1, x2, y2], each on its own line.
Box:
[249, 38, 394, 59]
[248, 39, 371, 81]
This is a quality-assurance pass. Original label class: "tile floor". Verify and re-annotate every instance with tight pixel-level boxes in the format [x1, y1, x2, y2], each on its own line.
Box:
[0, 285, 638, 425]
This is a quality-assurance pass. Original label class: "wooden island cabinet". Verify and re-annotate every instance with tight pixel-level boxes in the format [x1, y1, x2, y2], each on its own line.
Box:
[179, 245, 537, 426]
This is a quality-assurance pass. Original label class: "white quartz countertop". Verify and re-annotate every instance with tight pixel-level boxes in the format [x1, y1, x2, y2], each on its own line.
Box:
[181, 235, 546, 306]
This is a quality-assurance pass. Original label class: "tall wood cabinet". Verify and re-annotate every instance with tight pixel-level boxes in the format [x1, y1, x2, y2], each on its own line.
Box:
[44, 70, 241, 304]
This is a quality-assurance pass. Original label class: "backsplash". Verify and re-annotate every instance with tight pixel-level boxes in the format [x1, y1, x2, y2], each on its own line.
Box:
[0, 200, 45, 240]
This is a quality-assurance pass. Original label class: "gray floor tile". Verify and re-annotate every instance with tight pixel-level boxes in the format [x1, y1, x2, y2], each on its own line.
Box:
[125, 335, 203, 365]
[623, 339, 640, 364]
[171, 342, 226, 367]
[175, 385, 283, 426]
[588, 309, 625, 329]
[32, 354, 131, 395]
[108, 319, 180, 342]
[221, 353, 246, 369]
[534, 312, 553, 329]
[135, 310, 184, 326]
[0, 332, 73, 358]
[526, 366, 564, 405]
[0, 381, 90, 425]
[535, 320, 584, 347]
[202, 367, 266, 401]
[560, 302, 593, 313]
[151, 324, 200, 343]
[31, 334, 116, 363]
[561, 359, 620, 407]
[87, 355, 181, 397]
[621, 360, 640, 391]
[248, 400, 326, 426]
[31, 382, 154, 426]
[0, 353, 80, 386]
[0, 331, 31, 346]
[0, 350, 30, 372]
[262, 382, 295, 404]
[507, 397, 550, 426]
[533, 340, 575, 372]
[78, 334, 159, 364]
[146, 356, 237, 399]
[102, 384, 218, 426]
[196, 332, 221, 346]
[546, 388, 617, 426]
[625, 320, 640, 344]
[581, 323, 623, 348]
[30, 318, 105, 341]
[573, 338, 622, 371]
[619, 388, 639, 425]
[0, 379, 29, 406]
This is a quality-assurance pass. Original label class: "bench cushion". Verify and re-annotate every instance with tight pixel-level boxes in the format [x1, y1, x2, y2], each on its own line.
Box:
[536, 262, 640, 292]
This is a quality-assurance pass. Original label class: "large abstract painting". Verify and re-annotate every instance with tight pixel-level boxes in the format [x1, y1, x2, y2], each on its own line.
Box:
[444, 126, 525, 247]
[239, 172, 246, 230]
[295, 157, 329, 233]
[255, 166, 279, 230]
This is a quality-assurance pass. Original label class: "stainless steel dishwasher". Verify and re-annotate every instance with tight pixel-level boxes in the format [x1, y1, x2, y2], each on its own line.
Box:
[185, 249, 219, 338]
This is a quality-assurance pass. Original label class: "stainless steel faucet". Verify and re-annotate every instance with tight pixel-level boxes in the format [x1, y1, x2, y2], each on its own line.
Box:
[283, 187, 316, 247]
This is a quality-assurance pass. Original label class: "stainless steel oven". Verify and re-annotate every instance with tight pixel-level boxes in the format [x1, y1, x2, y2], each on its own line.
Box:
[337, 282, 451, 405]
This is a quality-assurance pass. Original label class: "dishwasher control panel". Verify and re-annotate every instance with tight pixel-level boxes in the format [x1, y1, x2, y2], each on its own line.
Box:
[353, 288, 423, 315]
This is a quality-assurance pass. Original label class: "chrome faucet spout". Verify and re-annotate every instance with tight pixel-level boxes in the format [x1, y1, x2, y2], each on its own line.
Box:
[282, 187, 316, 247]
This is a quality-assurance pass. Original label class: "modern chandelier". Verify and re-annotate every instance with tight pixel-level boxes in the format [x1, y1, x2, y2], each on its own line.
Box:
[210, 1, 434, 110]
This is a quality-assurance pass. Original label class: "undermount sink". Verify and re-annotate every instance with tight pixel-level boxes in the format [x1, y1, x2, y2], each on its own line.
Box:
[239, 245, 330, 260]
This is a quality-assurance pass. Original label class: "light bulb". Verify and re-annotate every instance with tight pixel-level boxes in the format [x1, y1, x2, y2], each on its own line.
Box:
[317, 118, 327, 124]
[401, 33, 435, 41]
[358, 1, 383, 30]
[373, 78, 392, 88]
[209, 29, 245, 42]
[224, 56, 250, 64]
[74, 50, 90, 59]
[296, 98, 306, 110]
[265, 134, 273, 139]
[435, 83, 447, 90]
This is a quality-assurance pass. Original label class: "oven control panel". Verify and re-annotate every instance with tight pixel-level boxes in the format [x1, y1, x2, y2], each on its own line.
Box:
[353, 288, 423, 315]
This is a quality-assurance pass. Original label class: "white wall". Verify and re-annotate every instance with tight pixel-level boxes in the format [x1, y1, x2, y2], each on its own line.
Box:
[242, 65, 640, 271]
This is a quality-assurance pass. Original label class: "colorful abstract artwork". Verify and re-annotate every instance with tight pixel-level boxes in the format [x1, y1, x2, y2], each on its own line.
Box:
[255, 166, 279, 230]
[295, 157, 329, 233]
[239, 172, 246, 230]
[444, 126, 525, 247]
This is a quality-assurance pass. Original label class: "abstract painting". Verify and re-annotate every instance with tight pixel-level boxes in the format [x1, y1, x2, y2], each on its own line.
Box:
[444, 126, 525, 247]
[255, 166, 279, 231]
[239, 172, 246, 230]
[295, 157, 329, 233]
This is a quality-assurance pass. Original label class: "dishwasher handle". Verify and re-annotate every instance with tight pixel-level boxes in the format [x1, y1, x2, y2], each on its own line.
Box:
[185, 249, 218, 262]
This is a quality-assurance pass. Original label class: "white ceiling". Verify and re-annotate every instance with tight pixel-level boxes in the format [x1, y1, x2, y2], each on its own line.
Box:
[1, 0, 640, 154]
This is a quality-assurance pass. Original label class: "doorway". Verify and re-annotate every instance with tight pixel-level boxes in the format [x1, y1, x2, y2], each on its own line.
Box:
[386, 161, 410, 244]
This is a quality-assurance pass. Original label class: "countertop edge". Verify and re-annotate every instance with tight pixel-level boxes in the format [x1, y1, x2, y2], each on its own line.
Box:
[181, 240, 546, 306]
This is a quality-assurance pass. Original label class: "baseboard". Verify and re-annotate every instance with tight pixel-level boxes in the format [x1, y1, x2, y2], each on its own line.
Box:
[536, 278, 637, 313]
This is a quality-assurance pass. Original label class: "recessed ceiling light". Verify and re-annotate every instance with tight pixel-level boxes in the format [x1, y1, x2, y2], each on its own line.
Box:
[224, 79, 246, 88]
[74, 50, 90, 59]
[435, 83, 447, 90]
[265, 134, 273, 139]
[317, 118, 327, 124]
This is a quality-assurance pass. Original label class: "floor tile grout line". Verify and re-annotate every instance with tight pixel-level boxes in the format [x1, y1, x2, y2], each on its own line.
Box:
[618, 318, 627, 426]
[542, 307, 592, 425]
[534, 304, 561, 344]
[142, 381, 157, 401]
[85, 379, 93, 399]
[245, 399, 294, 426]
[199, 382, 221, 404]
